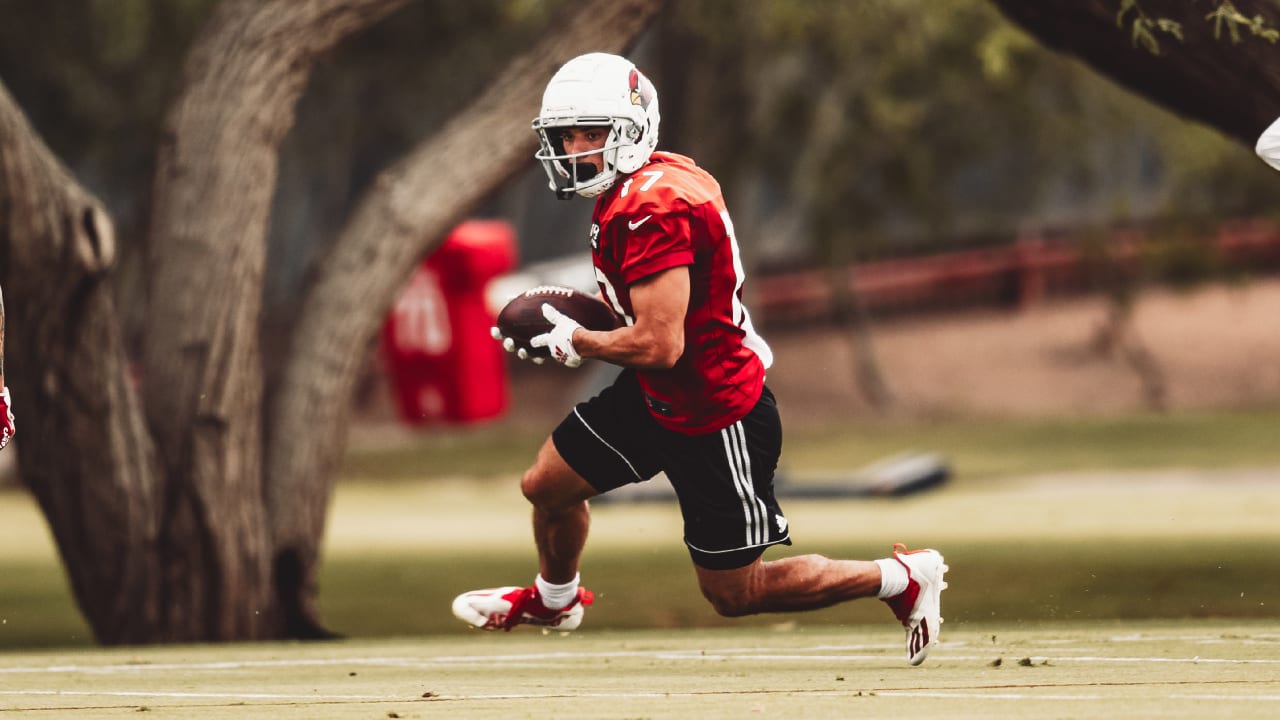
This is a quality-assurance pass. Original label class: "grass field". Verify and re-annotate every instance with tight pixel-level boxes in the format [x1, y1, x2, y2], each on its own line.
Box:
[1, 621, 1277, 718]
[2, 409, 1278, 717]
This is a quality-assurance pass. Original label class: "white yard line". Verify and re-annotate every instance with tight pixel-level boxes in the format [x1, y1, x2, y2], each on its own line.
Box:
[0, 689, 395, 701]
[2, 641, 1278, 675]
[4, 688, 1280, 704]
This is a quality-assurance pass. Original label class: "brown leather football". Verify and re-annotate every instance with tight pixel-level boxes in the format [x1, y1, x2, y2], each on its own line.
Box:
[496, 286, 620, 358]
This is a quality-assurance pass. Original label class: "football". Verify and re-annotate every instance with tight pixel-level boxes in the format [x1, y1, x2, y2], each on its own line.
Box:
[496, 285, 620, 357]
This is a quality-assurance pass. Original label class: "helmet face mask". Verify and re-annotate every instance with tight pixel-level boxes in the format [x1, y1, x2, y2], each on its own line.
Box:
[534, 120, 628, 199]
[533, 53, 660, 199]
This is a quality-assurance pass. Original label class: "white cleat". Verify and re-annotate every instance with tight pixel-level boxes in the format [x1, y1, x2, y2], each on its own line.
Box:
[452, 585, 593, 632]
[881, 543, 949, 665]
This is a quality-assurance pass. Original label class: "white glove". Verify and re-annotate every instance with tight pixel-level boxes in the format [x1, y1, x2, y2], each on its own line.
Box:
[490, 326, 545, 365]
[530, 303, 583, 368]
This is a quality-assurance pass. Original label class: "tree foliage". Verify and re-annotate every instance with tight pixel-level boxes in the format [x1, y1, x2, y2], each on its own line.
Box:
[1116, 0, 1280, 54]
[989, 0, 1280, 146]
[6, 0, 1275, 278]
[650, 0, 1278, 273]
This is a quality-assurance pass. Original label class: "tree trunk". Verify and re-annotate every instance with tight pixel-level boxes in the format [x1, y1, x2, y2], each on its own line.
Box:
[829, 269, 895, 413]
[2, 0, 407, 644]
[265, 0, 668, 638]
[141, 0, 410, 641]
[0, 82, 162, 644]
[988, 0, 1280, 144]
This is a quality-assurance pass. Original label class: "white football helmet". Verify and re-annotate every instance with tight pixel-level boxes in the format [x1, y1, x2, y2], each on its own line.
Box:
[533, 52, 661, 199]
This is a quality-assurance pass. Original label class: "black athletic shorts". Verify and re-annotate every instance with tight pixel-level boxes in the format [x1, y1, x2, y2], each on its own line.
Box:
[552, 369, 792, 570]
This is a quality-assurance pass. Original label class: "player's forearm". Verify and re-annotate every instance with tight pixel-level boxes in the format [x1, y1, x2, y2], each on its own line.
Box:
[573, 324, 682, 369]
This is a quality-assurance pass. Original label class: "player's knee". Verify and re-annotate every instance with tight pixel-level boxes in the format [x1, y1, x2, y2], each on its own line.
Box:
[699, 584, 757, 618]
[520, 463, 590, 511]
[519, 436, 596, 510]
[697, 560, 768, 617]
[519, 466, 554, 508]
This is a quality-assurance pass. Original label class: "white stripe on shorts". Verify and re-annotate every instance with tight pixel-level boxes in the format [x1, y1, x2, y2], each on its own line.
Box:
[721, 421, 768, 547]
[573, 407, 644, 481]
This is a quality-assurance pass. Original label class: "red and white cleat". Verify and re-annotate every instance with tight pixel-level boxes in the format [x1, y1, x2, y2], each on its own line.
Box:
[452, 586, 594, 632]
[881, 543, 948, 665]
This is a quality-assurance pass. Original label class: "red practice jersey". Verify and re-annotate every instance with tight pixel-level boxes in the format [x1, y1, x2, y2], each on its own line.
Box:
[590, 151, 773, 434]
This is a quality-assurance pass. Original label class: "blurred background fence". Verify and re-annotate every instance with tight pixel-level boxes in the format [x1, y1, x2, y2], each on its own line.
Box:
[752, 217, 1280, 325]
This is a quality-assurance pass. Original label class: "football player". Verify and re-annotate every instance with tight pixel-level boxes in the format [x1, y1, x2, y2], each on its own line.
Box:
[456, 53, 946, 665]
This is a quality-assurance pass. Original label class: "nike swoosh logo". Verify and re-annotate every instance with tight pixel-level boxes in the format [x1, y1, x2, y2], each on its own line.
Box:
[628, 215, 652, 231]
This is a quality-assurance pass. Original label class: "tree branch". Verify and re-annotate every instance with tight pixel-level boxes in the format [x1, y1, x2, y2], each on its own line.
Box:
[264, 0, 667, 634]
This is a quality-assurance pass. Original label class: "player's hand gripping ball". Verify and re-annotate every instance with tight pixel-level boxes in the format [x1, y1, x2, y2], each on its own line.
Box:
[493, 286, 619, 364]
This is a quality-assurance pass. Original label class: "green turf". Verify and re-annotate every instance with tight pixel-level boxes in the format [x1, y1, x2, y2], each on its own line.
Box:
[0, 559, 91, 648]
[781, 407, 1280, 481]
[339, 424, 544, 481]
[341, 408, 1280, 483]
[315, 536, 1280, 638]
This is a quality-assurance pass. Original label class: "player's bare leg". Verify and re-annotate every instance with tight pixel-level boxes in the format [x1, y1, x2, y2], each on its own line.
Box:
[521, 435, 598, 584]
[694, 555, 882, 616]
[695, 546, 948, 665]
[452, 436, 598, 631]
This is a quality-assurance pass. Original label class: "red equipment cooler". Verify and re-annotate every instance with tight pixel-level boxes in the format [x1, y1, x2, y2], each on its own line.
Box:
[382, 220, 517, 425]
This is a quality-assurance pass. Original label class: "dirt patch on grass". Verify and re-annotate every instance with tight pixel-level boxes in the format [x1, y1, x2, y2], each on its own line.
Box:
[763, 278, 1280, 430]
